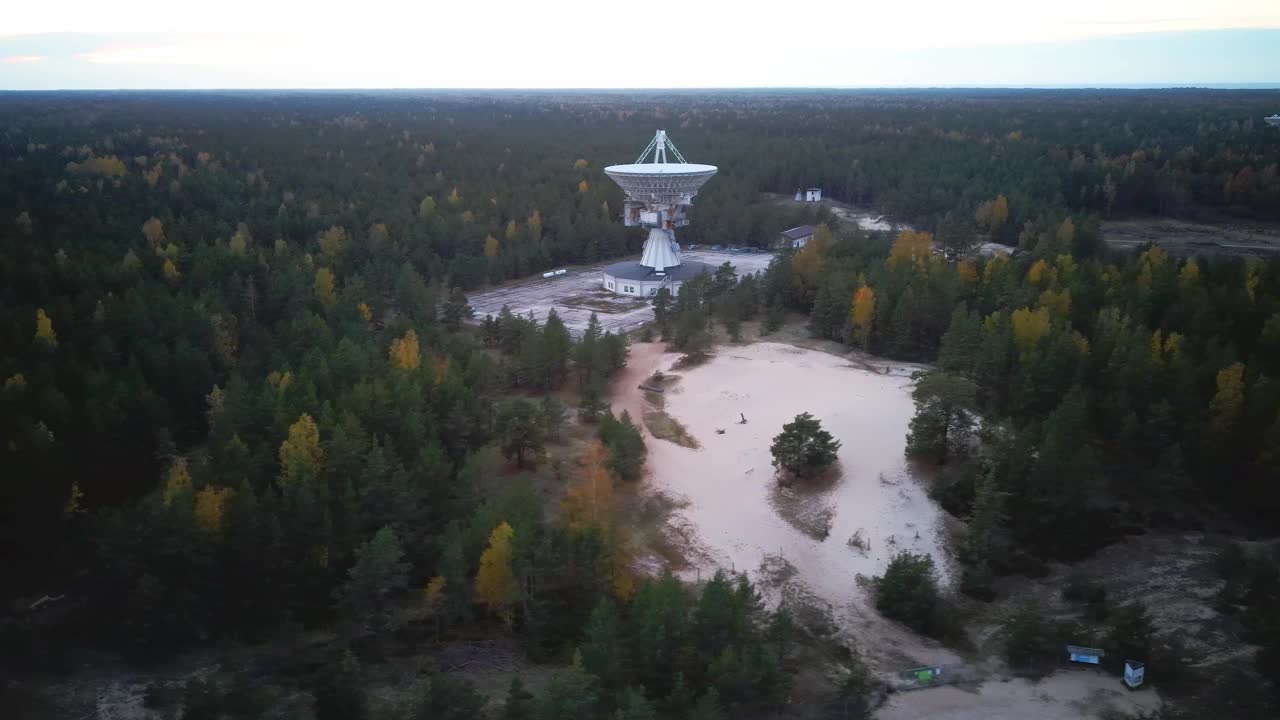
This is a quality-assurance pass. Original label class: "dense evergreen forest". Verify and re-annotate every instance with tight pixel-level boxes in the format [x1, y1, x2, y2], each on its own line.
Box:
[3, 89, 1280, 718]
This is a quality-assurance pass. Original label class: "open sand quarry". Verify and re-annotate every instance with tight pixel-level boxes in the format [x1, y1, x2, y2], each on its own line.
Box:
[613, 341, 1164, 718]
[613, 342, 959, 667]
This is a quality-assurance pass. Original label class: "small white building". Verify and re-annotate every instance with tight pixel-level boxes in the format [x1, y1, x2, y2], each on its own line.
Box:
[779, 224, 817, 249]
[1266, 114, 1280, 128]
[793, 188, 823, 202]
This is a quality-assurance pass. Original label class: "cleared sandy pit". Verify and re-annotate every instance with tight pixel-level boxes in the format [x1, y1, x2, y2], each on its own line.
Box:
[614, 341, 958, 667]
[877, 673, 1162, 720]
[613, 341, 1166, 718]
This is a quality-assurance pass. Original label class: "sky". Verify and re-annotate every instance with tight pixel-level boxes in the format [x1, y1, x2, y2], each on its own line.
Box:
[2, 1, 1279, 89]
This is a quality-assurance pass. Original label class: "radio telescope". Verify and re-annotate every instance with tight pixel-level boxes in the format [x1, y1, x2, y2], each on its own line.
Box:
[601, 130, 717, 297]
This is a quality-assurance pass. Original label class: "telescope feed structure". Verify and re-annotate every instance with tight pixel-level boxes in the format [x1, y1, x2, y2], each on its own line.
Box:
[601, 130, 718, 298]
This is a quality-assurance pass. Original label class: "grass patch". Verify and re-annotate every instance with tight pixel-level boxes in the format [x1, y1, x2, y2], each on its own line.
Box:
[643, 407, 700, 449]
[560, 293, 649, 312]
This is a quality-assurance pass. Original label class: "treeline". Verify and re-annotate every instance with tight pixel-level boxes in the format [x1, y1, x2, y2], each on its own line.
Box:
[746, 223, 1279, 555]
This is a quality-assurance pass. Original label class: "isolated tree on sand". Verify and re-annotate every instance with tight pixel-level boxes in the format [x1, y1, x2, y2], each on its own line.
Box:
[770, 412, 841, 478]
[875, 551, 938, 634]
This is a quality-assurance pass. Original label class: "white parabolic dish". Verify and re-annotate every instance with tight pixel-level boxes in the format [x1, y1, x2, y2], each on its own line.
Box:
[604, 162, 718, 204]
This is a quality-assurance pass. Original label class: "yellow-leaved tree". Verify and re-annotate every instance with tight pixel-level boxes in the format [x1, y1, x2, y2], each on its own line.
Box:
[314, 267, 336, 307]
[578, 180, 589, 193]
[1037, 289, 1072, 317]
[279, 414, 323, 484]
[1209, 363, 1246, 438]
[573, 158, 588, 169]
[1178, 260, 1201, 291]
[475, 521, 516, 624]
[886, 230, 933, 270]
[563, 442, 614, 529]
[1026, 259, 1050, 286]
[448, 187, 461, 207]
[418, 196, 437, 218]
[390, 329, 421, 371]
[210, 314, 238, 366]
[790, 224, 835, 304]
[504, 220, 518, 241]
[849, 286, 876, 347]
[357, 302, 372, 323]
[162, 258, 181, 284]
[64, 482, 86, 518]
[988, 195, 1009, 235]
[483, 235, 500, 258]
[1055, 217, 1075, 249]
[318, 225, 348, 263]
[1011, 306, 1051, 355]
[142, 217, 165, 248]
[528, 210, 543, 241]
[228, 222, 251, 255]
[194, 486, 235, 534]
[162, 457, 193, 507]
[1245, 259, 1262, 302]
[34, 308, 57, 348]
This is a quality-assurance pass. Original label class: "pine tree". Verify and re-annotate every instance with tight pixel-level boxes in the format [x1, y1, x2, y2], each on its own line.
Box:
[1107, 601, 1155, 668]
[314, 651, 367, 720]
[1001, 602, 1055, 670]
[770, 412, 841, 478]
[442, 288, 474, 330]
[689, 688, 724, 720]
[503, 677, 535, 720]
[875, 552, 938, 634]
[937, 305, 981, 375]
[962, 471, 1006, 599]
[905, 373, 977, 464]
[579, 598, 622, 690]
[335, 526, 410, 637]
[599, 410, 646, 482]
[542, 309, 572, 387]
[764, 293, 784, 334]
[412, 675, 487, 720]
[535, 660, 599, 720]
[495, 399, 546, 468]
[614, 687, 656, 720]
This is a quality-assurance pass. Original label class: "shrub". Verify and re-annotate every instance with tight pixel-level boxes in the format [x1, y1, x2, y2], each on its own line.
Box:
[875, 552, 938, 634]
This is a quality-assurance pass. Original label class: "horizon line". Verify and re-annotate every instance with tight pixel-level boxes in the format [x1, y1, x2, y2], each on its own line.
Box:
[3, 83, 1280, 93]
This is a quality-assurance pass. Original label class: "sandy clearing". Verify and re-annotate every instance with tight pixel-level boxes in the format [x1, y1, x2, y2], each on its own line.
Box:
[612, 340, 1167, 718]
[877, 672, 1162, 720]
[612, 341, 960, 669]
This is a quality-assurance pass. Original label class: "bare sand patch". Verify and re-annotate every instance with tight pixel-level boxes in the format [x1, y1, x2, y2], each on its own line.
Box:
[611, 341, 1169, 717]
[877, 673, 1162, 720]
[612, 342, 957, 667]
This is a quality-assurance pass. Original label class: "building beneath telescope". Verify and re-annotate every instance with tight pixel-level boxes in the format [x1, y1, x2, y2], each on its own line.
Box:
[601, 130, 718, 297]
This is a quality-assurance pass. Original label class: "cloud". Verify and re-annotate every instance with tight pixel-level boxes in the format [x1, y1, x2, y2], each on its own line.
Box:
[75, 44, 187, 64]
[3, 55, 45, 64]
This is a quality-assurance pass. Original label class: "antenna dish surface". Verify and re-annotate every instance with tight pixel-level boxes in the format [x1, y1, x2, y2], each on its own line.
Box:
[603, 163, 718, 203]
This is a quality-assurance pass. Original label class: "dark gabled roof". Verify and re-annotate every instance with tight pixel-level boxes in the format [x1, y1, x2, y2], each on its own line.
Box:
[780, 224, 817, 240]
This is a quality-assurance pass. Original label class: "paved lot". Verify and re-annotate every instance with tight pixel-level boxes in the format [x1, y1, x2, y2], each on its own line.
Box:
[467, 250, 775, 337]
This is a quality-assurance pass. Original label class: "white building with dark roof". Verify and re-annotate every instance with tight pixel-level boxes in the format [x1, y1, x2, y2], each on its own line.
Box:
[778, 224, 817, 249]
